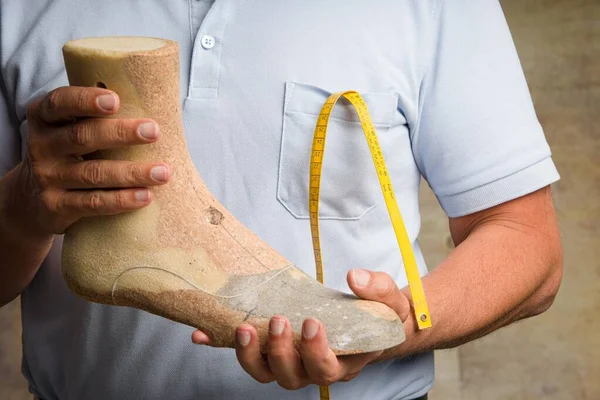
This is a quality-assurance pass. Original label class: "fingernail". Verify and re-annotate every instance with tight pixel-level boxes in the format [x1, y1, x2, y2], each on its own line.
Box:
[138, 122, 158, 140]
[150, 166, 168, 182]
[302, 318, 319, 339]
[135, 190, 149, 202]
[270, 317, 285, 336]
[96, 94, 116, 112]
[352, 269, 371, 287]
[237, 330, 251, 347]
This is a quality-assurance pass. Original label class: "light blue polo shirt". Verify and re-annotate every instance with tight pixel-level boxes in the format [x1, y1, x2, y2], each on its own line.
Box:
[0, 1, 559, 399]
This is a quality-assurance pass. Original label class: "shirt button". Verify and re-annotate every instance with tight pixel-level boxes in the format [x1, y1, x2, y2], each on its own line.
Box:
[201, 35, 215, 50]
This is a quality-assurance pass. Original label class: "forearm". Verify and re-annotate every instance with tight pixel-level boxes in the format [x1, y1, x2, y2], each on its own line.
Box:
[0, 164, 54, 306]
[384, 212, 562, 359]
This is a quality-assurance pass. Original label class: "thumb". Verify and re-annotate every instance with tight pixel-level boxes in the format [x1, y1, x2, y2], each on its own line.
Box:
[347, 269, 411, 322]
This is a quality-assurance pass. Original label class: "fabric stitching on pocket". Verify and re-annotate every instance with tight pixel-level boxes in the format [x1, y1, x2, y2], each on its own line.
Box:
[285, 110, 392, 127]
[286, 81, 399, 123]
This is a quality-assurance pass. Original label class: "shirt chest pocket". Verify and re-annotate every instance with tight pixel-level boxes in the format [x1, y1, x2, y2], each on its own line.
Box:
[277, 82, 405, 220]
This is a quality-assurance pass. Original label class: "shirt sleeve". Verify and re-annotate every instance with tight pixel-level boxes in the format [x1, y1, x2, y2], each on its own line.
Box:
[411, 0, 559, 217]
[0, 74, 20, 176]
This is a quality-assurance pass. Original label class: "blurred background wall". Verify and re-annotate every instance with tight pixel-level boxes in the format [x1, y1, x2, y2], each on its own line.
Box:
[427, 0, 599, 398]
[1, 0, 598, 399]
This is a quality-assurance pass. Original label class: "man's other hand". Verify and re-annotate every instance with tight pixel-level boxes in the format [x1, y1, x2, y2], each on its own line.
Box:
[191, 269, 410, 390]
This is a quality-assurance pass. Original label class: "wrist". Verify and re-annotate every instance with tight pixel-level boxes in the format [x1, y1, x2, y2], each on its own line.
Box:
[0, 163, 53, 243]
[377, 291, 431, 362]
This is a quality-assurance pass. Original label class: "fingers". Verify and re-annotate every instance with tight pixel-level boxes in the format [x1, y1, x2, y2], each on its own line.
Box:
[31, 86, 120, 124]
[348, 269, 411, 321]
[235, 325, 275, 384]
[232, 317, 376, 389]
[42, 188, 152, 218]
[46, 118, 160, 157]
[191, 330, 213, 346]
[299, 318, 380, 385]
[21, 87, 168, 234]
[42, 160, 171, 189]
[266, 317, 307, 390]
[297, 318, 341, 386]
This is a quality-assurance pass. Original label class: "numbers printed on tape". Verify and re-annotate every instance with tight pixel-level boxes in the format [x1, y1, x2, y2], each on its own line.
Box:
[309, 91, 432, 400]
[319, 385, 331, 400]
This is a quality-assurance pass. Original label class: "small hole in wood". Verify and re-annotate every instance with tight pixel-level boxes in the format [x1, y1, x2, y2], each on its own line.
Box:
[96, 82, 107, 89]
[206, 206, 224, 225]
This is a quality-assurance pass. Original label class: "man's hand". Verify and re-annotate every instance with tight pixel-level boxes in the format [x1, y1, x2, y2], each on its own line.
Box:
[16, 86, 171, 234]
[191, 269, 410, 390]
[0, 85, 174, 306]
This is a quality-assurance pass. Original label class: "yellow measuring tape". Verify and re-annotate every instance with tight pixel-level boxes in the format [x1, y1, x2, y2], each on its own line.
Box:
[309, 91, 432, 400]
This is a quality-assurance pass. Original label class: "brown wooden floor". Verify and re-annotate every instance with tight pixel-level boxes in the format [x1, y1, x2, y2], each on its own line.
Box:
[1, 0, 598, 399]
